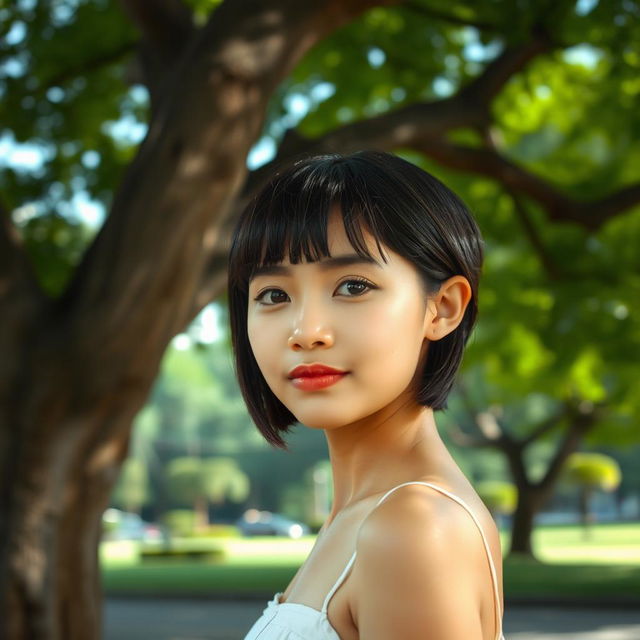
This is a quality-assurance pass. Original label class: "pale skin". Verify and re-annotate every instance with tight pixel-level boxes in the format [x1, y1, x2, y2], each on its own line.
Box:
[247, 208, 504, 639]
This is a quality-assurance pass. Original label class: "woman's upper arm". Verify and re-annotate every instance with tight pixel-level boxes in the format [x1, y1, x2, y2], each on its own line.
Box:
[351, 493, 486, 640]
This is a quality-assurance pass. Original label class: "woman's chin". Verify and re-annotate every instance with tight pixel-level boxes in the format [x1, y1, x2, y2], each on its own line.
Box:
[295, 412, 355, 431]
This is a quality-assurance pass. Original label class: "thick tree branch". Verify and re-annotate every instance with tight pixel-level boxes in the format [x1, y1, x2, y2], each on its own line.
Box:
[539, 403, 598, 492]
[411, 139, 640, 230]
[119, 0, 195, 62]
[118, 0, 196, 102]
[242, 98, 489, 200]
[509, 192, 562, 280]
[415, 138, 576, 210]
[41, 40, 138, 93]
[402, 1, 498, 31]
[458, 35, 554, 107]
[519, 403, 571, 448]
[584, 181, 640, 227]
[479, 124, 564, 280]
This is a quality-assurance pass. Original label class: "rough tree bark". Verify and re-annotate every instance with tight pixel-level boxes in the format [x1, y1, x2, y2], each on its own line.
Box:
[0, 1, 396, 638]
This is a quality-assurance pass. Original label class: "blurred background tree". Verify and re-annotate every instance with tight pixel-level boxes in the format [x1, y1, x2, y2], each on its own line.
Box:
[166, 456, 250, 531]
[111, 457, 149, 515]
[1, 0, 639, 637]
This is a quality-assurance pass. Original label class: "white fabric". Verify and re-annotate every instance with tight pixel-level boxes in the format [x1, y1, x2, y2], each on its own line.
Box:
[243, 481, 505, 640]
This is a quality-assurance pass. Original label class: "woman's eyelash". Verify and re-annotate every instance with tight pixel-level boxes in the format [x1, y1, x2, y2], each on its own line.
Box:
[253, 288, 289, 305]
[335, 277, 377, 296]
[253, 277, 377, 305]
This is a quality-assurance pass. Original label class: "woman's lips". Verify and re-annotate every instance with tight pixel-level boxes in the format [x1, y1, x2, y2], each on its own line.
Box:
[288, 364, 348, 391]
[290, 373, 348, 391]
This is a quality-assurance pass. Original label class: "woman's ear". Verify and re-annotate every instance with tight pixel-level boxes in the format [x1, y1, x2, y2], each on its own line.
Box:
[423, 276, 472, 341]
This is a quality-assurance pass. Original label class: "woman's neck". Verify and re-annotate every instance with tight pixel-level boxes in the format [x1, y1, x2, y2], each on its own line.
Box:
[323, 400, 450, 516]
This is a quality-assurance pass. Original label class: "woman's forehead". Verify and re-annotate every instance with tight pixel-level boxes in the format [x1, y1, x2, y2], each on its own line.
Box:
[325, 212, 378, 253]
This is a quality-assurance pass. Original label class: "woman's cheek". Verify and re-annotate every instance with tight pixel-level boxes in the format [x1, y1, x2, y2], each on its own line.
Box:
[248, 320, 273, 378]
[362, 304, 423, 379]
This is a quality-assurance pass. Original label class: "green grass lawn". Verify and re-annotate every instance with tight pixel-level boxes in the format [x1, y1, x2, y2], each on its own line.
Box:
[101, 522, 640, 600]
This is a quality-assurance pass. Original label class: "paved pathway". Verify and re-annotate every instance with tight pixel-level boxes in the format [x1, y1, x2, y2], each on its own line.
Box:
[104, 597, 640, 640]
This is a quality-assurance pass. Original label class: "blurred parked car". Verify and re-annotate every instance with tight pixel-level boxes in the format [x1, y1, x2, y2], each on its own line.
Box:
[102, 508, 170, 543]
[236, 509, 310, 538]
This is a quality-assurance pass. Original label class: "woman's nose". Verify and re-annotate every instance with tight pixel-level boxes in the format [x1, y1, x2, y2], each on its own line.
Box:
[287, 305, 334, 351]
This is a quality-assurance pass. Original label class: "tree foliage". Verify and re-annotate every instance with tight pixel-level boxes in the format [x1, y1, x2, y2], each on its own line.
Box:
[562, 452, 622, 492]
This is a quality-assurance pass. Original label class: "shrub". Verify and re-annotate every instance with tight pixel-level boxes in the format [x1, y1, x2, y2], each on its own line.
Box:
[162, 509, 196, 537]
[139, 545, 226, 563]
[197, 524, 242, 538]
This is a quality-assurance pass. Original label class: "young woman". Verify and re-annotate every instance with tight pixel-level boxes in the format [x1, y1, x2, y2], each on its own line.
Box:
[228, 150, 505, 640]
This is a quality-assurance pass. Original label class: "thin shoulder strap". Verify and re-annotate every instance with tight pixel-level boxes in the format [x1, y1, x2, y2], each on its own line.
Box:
[321, 550, 357, 613]
[321, 481, 503, 640]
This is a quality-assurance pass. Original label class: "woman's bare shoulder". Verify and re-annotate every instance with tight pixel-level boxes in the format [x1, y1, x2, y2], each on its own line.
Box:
[349, 484, 488, 639]
[358, 481, 487, 552]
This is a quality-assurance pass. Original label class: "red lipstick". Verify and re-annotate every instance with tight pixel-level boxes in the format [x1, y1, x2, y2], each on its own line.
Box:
[288, 364, 348, 391]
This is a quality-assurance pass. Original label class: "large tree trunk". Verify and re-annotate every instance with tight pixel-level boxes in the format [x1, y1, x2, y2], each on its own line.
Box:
[579, 486, 595, 539]
[0, 342, 153, 640]
[0, 2, 391, 638]
[509, 486, 548, 556]
[194, 496, 210, 531]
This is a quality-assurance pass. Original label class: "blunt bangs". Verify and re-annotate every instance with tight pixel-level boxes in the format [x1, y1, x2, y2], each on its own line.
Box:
[227, 151, 484, 450]
[229, 156, 390, 292]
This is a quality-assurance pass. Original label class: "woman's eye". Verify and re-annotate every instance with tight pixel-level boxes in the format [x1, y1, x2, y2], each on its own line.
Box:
[254, 289, 289, 306]
[335, 278, 376, 297]
[254, 279, 376, 305]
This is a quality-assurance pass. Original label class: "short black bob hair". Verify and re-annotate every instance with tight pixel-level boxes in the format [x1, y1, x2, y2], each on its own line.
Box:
[227, 150, 483, 450]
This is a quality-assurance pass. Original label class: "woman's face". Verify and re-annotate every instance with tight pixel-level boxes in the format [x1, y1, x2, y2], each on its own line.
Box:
[247, 210, 433, 431]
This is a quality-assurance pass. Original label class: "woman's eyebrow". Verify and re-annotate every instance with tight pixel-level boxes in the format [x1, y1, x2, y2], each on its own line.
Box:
[250, 254, 382, 281]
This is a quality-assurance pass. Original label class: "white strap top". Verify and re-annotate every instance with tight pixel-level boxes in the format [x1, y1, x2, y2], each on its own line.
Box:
[243, 481, 505, 640]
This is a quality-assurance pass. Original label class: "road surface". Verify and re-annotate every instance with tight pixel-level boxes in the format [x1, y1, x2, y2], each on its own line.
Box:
[104, 597, 640, 639]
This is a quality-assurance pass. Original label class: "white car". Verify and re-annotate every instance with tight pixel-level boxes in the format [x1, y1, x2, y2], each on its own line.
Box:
[236, 509, 310, 538]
